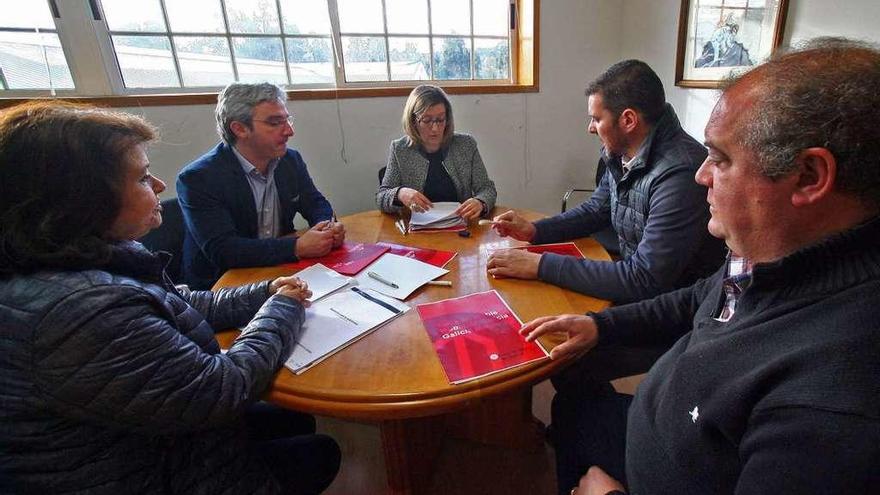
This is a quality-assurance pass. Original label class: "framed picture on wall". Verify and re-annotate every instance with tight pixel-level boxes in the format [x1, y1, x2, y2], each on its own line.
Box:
[675, 0, 789, 88]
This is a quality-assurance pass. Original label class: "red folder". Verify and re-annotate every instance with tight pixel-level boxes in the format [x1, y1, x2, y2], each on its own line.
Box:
[417, 290, 548, 384]
[375, 242, 457, 268]
[283, 241, 390, 275]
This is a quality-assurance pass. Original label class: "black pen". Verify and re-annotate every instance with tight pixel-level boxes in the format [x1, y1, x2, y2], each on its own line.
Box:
[367, 271, 399, 289]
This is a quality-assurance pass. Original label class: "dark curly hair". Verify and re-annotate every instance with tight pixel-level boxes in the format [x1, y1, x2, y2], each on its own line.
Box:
[0, 101, 157, 274]
[723, 37, 880, 208]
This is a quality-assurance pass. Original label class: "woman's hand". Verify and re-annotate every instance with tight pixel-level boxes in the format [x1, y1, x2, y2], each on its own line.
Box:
[398, 187, 432, 213]
[270, 276, 312, 305]
[455, 198, 484, 221]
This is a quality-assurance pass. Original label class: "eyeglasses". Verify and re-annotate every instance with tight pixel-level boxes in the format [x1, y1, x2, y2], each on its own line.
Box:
[253, 115, 295, 129]
[417, 117, 447, 128]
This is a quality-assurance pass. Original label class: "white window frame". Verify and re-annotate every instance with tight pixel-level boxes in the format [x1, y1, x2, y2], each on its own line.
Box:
[0, 0, 538, 103]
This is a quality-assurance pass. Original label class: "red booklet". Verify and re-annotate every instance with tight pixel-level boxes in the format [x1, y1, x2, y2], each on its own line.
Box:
[283, 241, 389, 275]
[417, 290, 549, 384]
[375, 241, 457, 268]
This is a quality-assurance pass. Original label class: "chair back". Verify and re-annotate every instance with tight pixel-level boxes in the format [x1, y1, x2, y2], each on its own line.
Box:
[138, 197, 184, 281]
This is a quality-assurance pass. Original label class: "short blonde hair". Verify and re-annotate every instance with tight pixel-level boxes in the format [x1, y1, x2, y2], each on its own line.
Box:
[401, 85, 454, 149]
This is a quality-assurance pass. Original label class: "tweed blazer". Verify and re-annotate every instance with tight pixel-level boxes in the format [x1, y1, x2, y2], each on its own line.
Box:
[376, 133, 496, 215]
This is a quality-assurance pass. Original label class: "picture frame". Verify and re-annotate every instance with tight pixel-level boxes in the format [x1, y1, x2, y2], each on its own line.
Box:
[675, 0, 789, 89]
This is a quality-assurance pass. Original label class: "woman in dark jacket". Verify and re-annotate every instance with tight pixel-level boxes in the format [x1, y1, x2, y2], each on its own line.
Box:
[0, 102, 339, 494]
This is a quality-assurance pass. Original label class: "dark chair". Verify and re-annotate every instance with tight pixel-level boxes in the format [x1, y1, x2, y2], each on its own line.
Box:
[138, 197, 185, 282]
[378, 166, 386, 184]
[561, 162, 620, 258]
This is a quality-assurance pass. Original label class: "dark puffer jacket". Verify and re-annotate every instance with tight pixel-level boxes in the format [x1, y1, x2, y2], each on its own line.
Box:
[0, 241, 304, 494]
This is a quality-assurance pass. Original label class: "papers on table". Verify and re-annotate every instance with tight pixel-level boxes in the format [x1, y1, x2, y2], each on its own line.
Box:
[284, 287, 409, 374]
[354, 253, 449, 299]
[409, 201, 466, 232]
[292, 263, 352, 302]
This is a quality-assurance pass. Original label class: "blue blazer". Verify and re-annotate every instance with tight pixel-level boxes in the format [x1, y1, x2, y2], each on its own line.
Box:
[177, 142, 333, 289]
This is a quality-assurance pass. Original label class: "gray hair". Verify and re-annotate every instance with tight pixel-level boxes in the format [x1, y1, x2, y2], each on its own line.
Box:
[723, 37, 880, 207]
[215, 82, 287, 145]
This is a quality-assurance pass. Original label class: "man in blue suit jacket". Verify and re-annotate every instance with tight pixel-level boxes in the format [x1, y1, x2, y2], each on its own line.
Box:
[177, 83, 344, 289]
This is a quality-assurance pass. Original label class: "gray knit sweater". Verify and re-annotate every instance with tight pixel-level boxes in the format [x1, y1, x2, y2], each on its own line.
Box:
[376, 133, 497, 215]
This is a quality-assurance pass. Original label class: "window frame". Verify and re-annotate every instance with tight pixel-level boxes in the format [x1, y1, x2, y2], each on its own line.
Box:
[0, 0, 538, 108]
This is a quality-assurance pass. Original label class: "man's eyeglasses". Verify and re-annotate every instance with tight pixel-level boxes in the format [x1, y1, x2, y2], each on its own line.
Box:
[253, 116, 295, 129]
[417, 117, 447, 128]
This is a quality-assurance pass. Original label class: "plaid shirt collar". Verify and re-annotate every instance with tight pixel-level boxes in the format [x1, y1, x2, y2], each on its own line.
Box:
[716, 252, 754, 322]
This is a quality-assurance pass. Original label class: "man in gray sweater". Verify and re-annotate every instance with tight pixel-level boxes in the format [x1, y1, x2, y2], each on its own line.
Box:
[488, 60, 724, 304]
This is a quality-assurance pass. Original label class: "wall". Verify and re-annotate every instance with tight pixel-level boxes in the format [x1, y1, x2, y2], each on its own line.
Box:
[129, 0, 625, 219]
[621, 0, 880, 142]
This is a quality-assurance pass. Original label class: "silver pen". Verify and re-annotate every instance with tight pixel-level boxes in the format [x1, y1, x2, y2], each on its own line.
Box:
[367, 271, 399, 289]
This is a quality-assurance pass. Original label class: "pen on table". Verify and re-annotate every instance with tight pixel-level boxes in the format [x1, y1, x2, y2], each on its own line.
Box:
[477, 219, 499, 226]
[329, 307, 358, 325]
[426, 280, 452, 287]
[367, 271, 399, 289]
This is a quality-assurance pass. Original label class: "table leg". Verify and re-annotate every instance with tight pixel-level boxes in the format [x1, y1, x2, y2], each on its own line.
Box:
[443, 388, 545, 451]
[377, 389, 545, 494]
[379, 415, 444, 495]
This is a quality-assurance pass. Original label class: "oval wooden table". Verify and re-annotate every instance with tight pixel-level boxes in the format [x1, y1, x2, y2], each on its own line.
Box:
[214, 208, 611, 494]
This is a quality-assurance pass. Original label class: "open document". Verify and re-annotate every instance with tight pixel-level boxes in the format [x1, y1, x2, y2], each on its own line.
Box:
[284, 287, 409, 374]
[291, 263, 352, 302]
[354, 253, 449, 300]
[409, 201, 467, 232]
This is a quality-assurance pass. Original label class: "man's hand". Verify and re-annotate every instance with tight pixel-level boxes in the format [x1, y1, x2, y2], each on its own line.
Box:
[455, 198, 484, 221]
[519, 313, 599, 360]
[486, 249, 541, 279]
[491, 210, 537, 241]
[295, 221, 335, 258]
[398, 187, 432, 213]
[327, 221, 345, 247]
[571, 466, 626, 495]
[269, 276, 312, 304]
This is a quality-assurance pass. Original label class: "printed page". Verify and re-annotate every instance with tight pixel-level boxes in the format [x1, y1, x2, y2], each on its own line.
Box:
[354, 253, 449, 300]
[292, 263, 353, 302]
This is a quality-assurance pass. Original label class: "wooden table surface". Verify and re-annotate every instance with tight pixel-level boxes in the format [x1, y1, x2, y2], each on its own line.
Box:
[216, 207, 611, 420]
[214, 207, 611, 494]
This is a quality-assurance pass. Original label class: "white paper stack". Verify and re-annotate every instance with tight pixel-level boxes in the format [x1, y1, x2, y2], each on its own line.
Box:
[409, 202, 466, 232]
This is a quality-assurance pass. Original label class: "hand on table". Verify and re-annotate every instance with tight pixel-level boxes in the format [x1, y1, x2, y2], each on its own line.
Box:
[269, 276, 312, 305]
[571, 466, 626, 495]
[491, 210, 536, 241]
[295, 221, 335, 258]
[326, 220, 345, 247]
[519, 314, 599, 360]
[455, 198, 484, 221]
[398, 187, 432, 213]
[486, 249, 541, 279]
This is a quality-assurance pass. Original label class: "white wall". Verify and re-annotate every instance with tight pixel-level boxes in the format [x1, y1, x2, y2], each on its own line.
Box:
[621, 0, 880, 142]
[130, 0, 624, 218]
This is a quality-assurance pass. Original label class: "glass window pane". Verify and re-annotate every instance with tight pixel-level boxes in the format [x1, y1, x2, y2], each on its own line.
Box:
[432, 37, 471, 80]
[233, 37, 286, 84]
[341, 36, 387, 82]
[431, 0, 470, 35]
[0, 0, 54, 30]
[112, 35, 180, 88]
[225, 0, 281, 34]
[474, 38, 508, 79]
[173, 36, 233, 86]
[279, 0, 331, 34]
[473, 0, 508, 36]
[286, 37, 333, 84]
[102, 0, 166, 32]
[389, 37, 429, 81]
[386, 0, 428, 35]
[337, 0, 384, 34]
[0, 32, 73, 90]
[165, 0, 225, 33]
